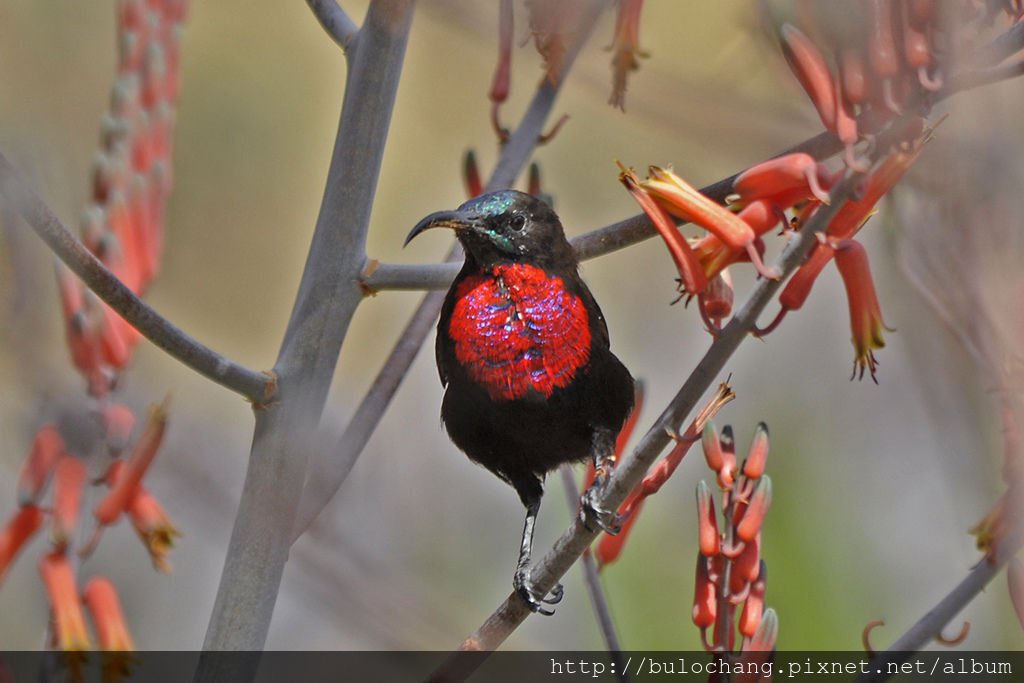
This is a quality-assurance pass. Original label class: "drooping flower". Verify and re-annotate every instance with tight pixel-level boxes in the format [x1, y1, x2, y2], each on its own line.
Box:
[834, 240, 888, 382]
[608, 0, 646, 110]
[39, 552, 93, 651]
[0, 506, 45, 586]
[83, 576, 136, 651]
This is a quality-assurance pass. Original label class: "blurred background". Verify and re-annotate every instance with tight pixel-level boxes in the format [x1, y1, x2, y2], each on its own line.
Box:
[0, 0, 1022, 652]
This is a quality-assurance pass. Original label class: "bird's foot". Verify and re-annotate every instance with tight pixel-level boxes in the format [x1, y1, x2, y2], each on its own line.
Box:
[513, 567, 564, 616]
[579, 478, 623, 535]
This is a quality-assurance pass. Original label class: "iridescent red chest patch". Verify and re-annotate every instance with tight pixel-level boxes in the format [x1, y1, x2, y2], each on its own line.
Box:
[448, 263, 592, 401]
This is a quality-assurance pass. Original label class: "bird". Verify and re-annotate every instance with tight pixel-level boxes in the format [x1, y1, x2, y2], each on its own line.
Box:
[405, 190, 635, 613]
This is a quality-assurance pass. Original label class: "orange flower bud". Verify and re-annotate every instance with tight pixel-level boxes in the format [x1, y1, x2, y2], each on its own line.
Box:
[780, 23, 837, 132]
[743, 422, 770, 480]
[732, 153, 831, 207]
[618, 163, 708, 295]
[716, 425, 737, 490]
[94, 398, 169, 527]
[696, 481, 720, 557]
[834, 240, 887, 382]
[730, 534, 761, 595]
[0, 506, 45, 585]
[51, 457, 88, 549]
[128, 485, 181, 573]
[608, 0, 646, 110]
[17, 425, 65, 506]
[490, 0, 512, 105]
[736, 476, 772, 542]
[839, 48, 868, 105]
[866, 0, 900, 79]
[692, 554, 717, 629]
[738, 581, 764, 638]
[463, 150, 482, 199]
[743, 607, 778, 652]
[702, 421, 724, 472]
[39, 553, 93, 651]
[83, 576, 136, 651]
[107, 191, 142, 293]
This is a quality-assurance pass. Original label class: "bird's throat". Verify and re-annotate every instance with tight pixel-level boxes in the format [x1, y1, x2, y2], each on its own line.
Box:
[448, 263, 592, 401]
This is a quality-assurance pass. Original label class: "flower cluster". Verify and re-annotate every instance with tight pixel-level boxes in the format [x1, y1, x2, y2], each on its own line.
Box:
[2, 0, 189, 665]
[692, 422, 776, 658]
[1, 400, 177, 662]
[620, 126, 926, 380]
[58, 0, 189, 398]
[779, 1, 1012, 168]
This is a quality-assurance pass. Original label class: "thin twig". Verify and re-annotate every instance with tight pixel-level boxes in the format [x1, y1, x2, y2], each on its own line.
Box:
[291, 0, 613, 541]
[0, 152, 272, 404]
[196, 1, 415, 676]
[306, 0, 359, 53]
[854, 536, 1024, 683]
[558, 467, 626, 661]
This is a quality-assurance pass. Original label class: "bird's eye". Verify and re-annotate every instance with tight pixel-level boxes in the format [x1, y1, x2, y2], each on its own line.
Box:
[508, 214, 527, 232]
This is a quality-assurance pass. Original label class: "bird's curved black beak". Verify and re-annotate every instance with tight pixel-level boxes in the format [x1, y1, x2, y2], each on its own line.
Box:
[403, 210, 476, 247]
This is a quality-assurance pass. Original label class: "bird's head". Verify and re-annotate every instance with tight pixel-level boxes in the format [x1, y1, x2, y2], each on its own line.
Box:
[404, 190, 575, 269]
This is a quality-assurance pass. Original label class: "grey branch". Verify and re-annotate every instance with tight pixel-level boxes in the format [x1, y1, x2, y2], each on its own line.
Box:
[306, 0, 359, 52]
[0, 152, 272, 404]
[196, 0, 415, 676]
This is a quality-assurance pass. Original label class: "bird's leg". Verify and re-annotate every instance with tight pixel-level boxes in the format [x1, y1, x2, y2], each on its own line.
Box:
[580, 428, 623, 534]
[511, 483, 564, 614]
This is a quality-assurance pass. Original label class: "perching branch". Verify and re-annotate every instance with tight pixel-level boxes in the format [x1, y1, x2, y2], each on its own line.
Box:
[291, 0, 612, 541]
[0, 152, 273, 404]
[196, 1, 415, 677]
[558, 467, 625, 657]
[306, 0, 359, 53]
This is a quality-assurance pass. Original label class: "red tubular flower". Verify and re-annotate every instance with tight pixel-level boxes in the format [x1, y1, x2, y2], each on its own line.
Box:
[696, 481, 720, 557]
[39, 553, 93, 651]
[743, 422, 770, 480]
[619, 163, 708, 296]
[736, 476, 772, 542]
[738, 572, 765, 638]
[128, 485, 181, 573]
[51, 457, 88, 550]
[83, 576, 136, 651]
[17, 425, 65, 506]
[780, 23, 838, 134]
[834, 240, 888, 382]
[742, 607, 778, 652]
[93, 398, 170, 530]
[608, 0, 646, 110]
[56, 266, 109, 397]
[463, 150, 483, 199]
[692, 554, 717, 631]
[0, 506, 45, 585]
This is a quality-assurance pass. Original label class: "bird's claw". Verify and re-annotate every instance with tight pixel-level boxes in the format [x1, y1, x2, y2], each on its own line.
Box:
[514, 567, 563, 615]
[579, 485, 622, 535]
